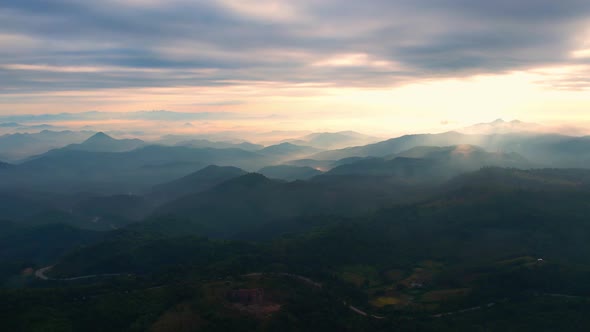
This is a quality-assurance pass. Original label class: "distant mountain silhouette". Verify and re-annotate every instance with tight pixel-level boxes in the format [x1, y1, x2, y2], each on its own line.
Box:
[149, 165, 247, 202]
[151, 172, 430, 238]
[0, 146, 269, 193]
[0, 122, 21, 128]
[174, 139, 263, 151]
[62, 132, 145, 152]
[283, 158, 335, 171]
[285, 131, 380, 149]
[312, 131, 590, 168]
[393, 145, 530, 167]
[285, 156, 370, 172]
[151, 173, 282, 236]
[0, 130, 95, 161]
[84, 132, 113, 143]
[327, 157, 438, 179]
[258, 165, 322, 181]
[311, 131, 469, 160]
[457, 118, 544, 134]
[326, 145, 531, 181]
[446, 167, 590, 192]
[259, 142, 319, 156]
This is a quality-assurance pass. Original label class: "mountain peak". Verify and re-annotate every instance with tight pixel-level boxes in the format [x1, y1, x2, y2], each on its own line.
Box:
[457, 119, 541, 135]
[200, 164, 224, 171]
[260, 142, 318, 155]
[275, 142, 297, 147]
[84, 132, 115, 143]
[222, 173, 273, 188]
[61, 131, 145, 153]
[197, 165, 246, 175]
[0, 122, 21, 128]
[492, 118, 524, 125]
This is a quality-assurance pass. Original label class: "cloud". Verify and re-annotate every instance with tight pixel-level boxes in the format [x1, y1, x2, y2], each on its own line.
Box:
[0, 110, 249, 123]
[0, 0, 590, 97]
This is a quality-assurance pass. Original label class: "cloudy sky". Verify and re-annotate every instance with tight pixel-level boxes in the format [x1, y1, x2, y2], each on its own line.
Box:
[1, 0, 590, 135]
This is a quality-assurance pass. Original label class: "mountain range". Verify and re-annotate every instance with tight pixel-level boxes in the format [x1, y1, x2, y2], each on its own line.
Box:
[61, 132, 146, 152]
[456, 118, 545, 134]
[2, 122, 590, 331]
[0, 145, 269, 193]
[259, 142, 321, 158]
[324, 144, 530, 180]
[1, 122, 589, 195]
[284, 131, 381, 149]
[0, 130, 95, 161]
[258, 165, 323, 181]
[311, 131, 590, 168]
[148, 165, 248, 202]
[174, 139, 263, 151]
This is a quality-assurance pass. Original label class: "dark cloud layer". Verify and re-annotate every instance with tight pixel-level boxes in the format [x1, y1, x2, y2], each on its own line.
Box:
[1, 0, 590, 93]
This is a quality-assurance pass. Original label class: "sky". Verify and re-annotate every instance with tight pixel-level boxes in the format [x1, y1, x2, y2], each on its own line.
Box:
[1, 0, 590, 136]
